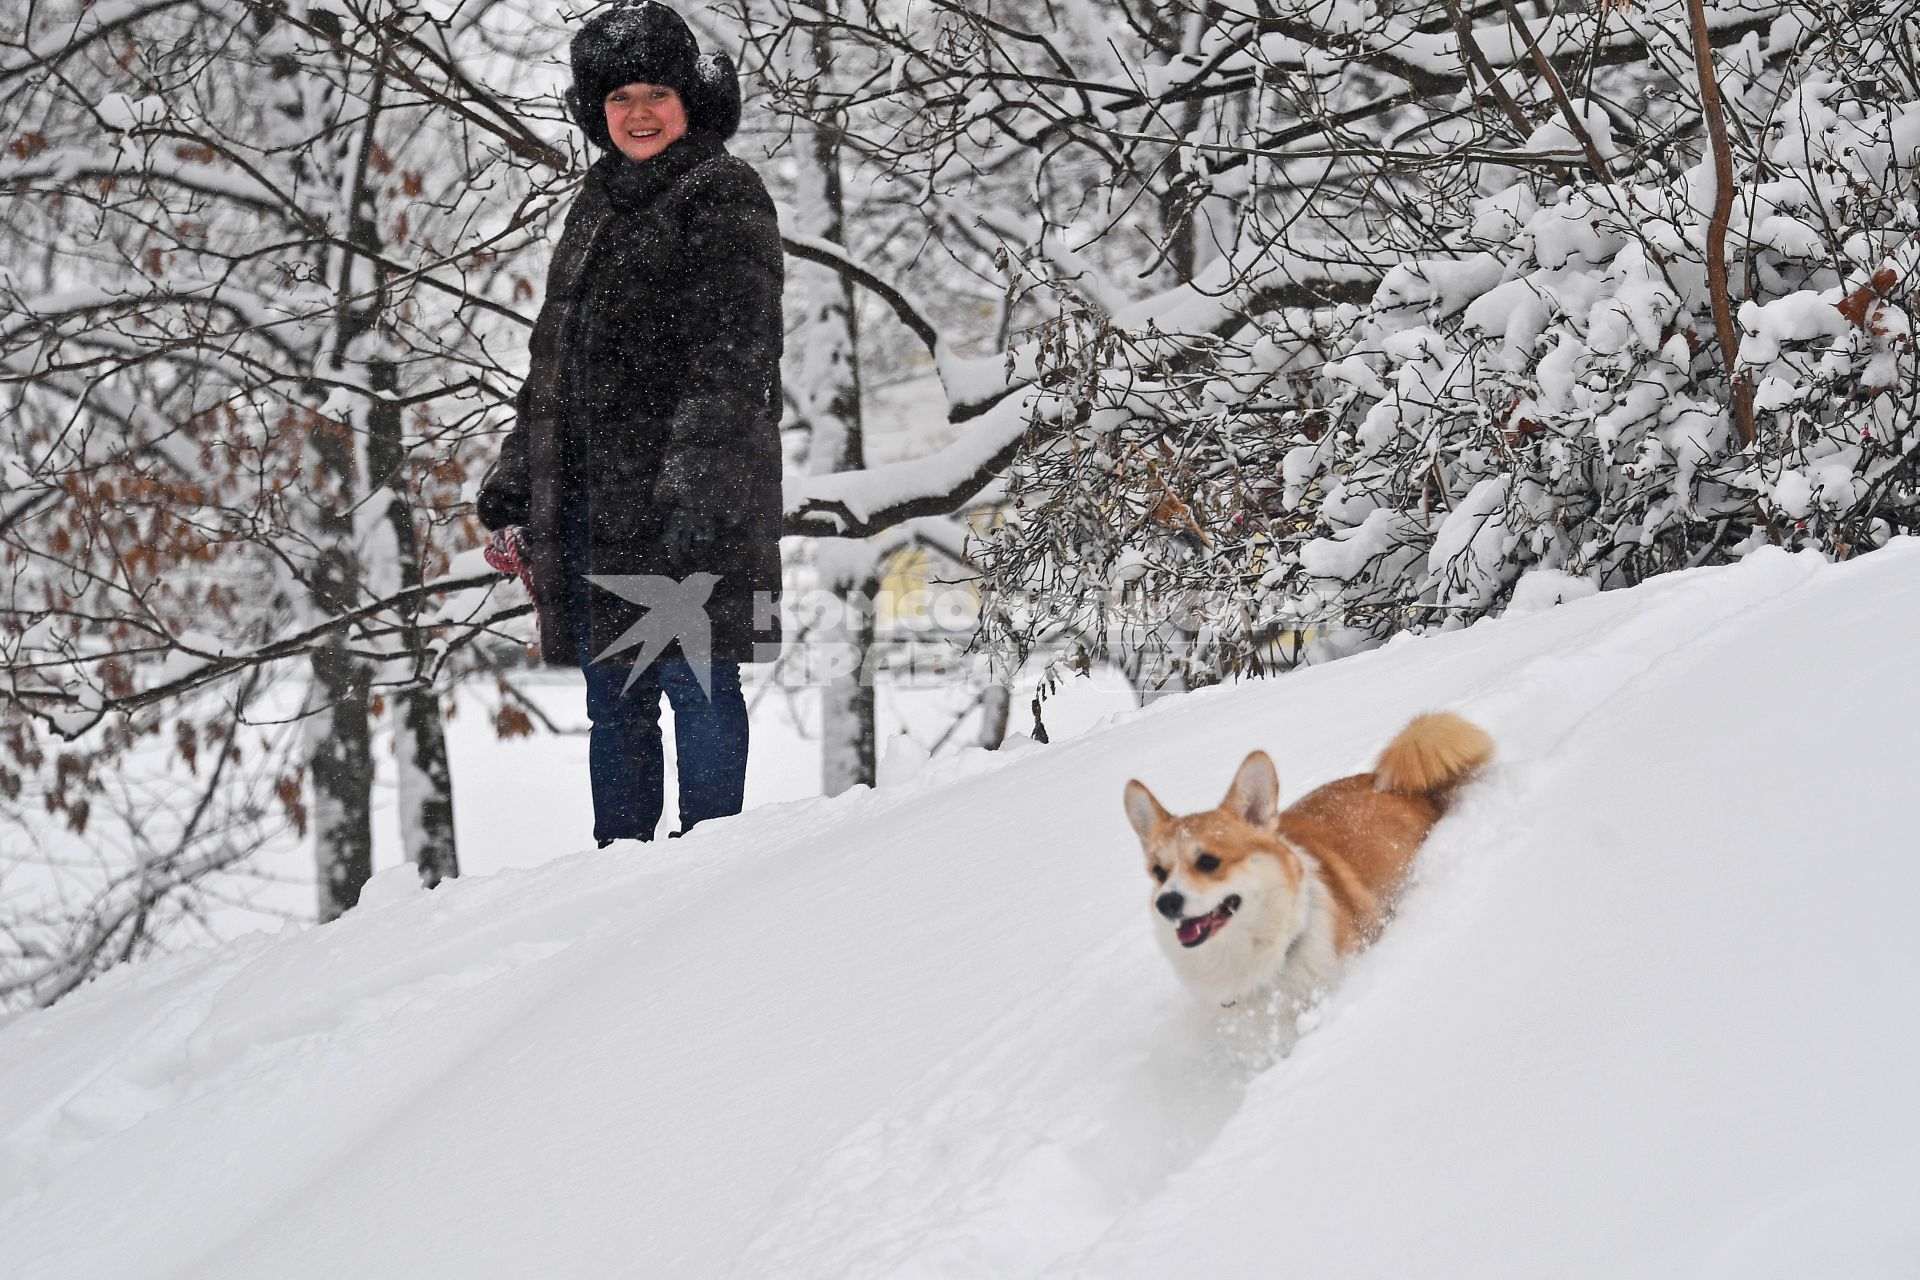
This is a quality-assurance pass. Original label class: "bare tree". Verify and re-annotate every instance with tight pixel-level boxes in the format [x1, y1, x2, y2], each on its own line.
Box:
[1, 0, 567, 947]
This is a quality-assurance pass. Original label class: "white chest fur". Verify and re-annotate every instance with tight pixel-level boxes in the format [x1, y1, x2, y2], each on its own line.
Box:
[1160, 844, 1343, 1007]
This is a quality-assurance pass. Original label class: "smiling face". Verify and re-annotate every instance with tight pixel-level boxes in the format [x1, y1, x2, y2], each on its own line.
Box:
[1124, 752, 1300, 958]
[1131, 807, 1275, 947]
[603, 82, 688, 163]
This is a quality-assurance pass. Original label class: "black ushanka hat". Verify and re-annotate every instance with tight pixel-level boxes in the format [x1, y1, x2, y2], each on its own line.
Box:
[568, 1, 743, 149]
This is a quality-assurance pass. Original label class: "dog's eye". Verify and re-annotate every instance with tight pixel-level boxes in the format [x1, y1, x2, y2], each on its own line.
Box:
[1150, 865, 1168, 883]
[1194, 853, 1220, 873]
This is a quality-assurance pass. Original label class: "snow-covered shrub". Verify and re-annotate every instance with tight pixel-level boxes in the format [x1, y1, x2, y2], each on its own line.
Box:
[972, 0, 1919, 686]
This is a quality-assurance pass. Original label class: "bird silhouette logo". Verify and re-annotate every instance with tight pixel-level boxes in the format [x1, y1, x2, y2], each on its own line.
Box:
[586, 573, 721, 697]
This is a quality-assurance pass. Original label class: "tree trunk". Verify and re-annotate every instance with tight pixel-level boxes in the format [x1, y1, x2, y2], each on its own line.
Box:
[396, 687, 459, 886]
[367, 357, 460, 886]
[309, 57, 385, 920]
[309, 639, 373, 920]
[818, 571, 879, 796]
[977, 682, 1010, 749]
[794, 16, 875, 794]
[1684, 0, 1757, 447]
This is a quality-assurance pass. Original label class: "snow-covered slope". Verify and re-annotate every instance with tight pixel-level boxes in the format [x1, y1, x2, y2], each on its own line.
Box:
[4, 545, 1918, 1279]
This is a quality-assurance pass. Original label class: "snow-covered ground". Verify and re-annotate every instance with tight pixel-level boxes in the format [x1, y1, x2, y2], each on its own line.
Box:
[431, 658, 1138, 880]
[3, 543, 1918, 1279]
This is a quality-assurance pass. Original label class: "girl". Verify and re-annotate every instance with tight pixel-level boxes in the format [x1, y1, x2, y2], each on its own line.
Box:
[478, 1, 784, 845]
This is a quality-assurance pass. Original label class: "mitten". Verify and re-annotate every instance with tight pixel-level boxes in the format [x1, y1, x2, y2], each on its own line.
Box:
[483, 526, 527, 577]
[483, 525, 545, 632]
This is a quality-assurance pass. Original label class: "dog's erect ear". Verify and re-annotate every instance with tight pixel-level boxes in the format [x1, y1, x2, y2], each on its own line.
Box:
[1123, 779, 1171, 842]
[1222, 751, 1280, 828]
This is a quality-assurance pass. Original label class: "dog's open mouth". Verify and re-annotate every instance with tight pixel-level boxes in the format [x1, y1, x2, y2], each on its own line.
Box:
[1176, 895, 1241, 948]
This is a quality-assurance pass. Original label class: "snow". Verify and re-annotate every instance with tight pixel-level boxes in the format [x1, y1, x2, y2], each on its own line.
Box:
[1504, 566, 1598, 616]
[1243, 0, 1793, 84]
[1518, 98, 1619, 163]
[1767, 468, 1815, 519]
[1739, 288, 1854, 363]
[94, 93, 165, 131]
[1, 0, 173, 75]
[788, 388, 1034, 529]
[5, 542, 1920, 1277]
[1298, 507, 1419, 582]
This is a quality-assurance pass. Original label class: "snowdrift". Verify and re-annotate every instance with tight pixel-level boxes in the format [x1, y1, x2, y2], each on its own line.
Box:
[3, 545, 1917, 1279]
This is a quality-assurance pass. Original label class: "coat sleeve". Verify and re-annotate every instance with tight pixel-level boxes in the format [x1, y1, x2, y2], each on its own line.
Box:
[653, 160, 785, 518]
[477, 182, 610, 534]
[475, 416, 532, 531]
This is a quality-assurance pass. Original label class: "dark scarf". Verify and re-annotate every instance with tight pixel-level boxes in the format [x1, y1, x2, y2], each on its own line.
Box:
[592, 129, 723, 215]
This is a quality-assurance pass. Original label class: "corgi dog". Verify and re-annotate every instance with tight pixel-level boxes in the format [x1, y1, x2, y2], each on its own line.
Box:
[1123, 713, 1492, 1006]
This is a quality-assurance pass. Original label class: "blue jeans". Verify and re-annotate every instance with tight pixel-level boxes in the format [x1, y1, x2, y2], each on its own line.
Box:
[563, 503, 749, 844]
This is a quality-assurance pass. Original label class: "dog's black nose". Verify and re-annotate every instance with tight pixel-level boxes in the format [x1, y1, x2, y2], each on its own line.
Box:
[1155, 891, 1185, 919]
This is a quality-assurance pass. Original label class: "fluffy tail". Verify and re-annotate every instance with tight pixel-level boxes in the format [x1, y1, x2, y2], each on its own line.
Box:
[1373, 712, 1493, 805]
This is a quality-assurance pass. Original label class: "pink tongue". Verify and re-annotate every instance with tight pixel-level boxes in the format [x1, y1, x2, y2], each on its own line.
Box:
[1178, 917, 1210, 945]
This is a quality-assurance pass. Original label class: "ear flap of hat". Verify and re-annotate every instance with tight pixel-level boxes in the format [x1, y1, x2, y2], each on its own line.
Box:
[685, 49, 742, 141]
[566, 83, 610, 153]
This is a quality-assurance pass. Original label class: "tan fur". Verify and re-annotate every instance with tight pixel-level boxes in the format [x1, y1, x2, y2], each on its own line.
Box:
[1124, 712, 1493, 1004]
[1372, 712, 1495, 805]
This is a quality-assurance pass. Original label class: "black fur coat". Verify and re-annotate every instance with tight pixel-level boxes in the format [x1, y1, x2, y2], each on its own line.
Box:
[477, 132, 784, 665]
